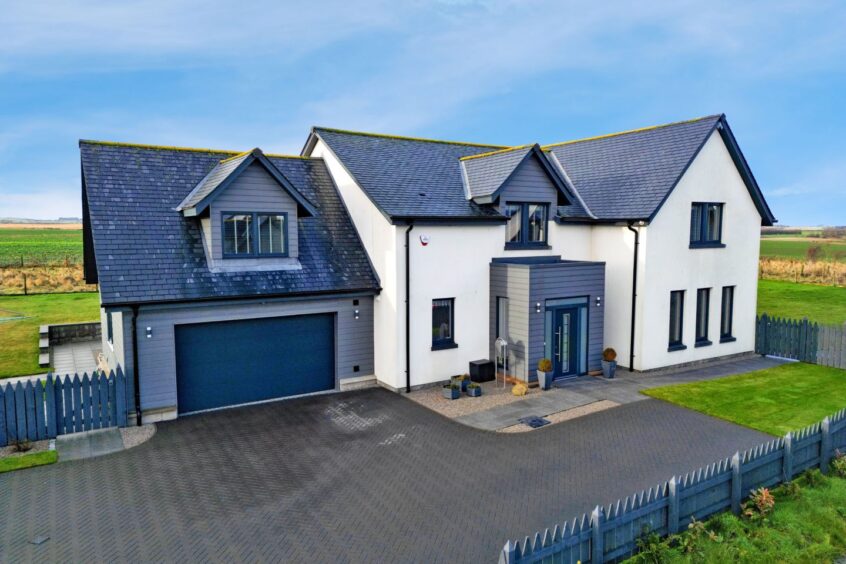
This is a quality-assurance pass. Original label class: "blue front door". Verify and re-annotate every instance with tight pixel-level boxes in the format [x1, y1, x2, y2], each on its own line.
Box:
[552, 306, 580, 379]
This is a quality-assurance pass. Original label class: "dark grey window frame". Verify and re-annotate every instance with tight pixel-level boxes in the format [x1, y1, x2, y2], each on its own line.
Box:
[720, 285, 736, 343]
[221, 211, 289, 259]
[695, 288, 712, 347]
[431, 298, 458, 351]
[504, 202, 550, 250]
[689, 202, 725, 248]
[668, 290, 686, 351]
[106, 311, 114, 345]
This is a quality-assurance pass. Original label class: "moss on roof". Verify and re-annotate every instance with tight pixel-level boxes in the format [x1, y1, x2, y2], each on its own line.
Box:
[542, 114, 722, 149]
[312, 126, 508, 149]
[458, 144, 535, 161]
[78, 140, 314, 160]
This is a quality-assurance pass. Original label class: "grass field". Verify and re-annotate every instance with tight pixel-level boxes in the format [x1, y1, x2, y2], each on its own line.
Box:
[0, 293, 100, 378]
[758, 279, 846, 325]
[642, 363, 846, 436]
[0, 228, 84, 266]
[760, 237, 846, 263]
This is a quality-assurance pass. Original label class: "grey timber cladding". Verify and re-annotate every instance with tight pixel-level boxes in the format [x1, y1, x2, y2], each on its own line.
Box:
[490, 264, 531, 380]
[497, 153, 560, 213]
[208, 162, 300, 260]
[136, 296, 375, 411]
[80, 142, 379, 306]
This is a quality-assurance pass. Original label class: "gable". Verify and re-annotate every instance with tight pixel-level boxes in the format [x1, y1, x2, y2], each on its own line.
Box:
[497, 152, 562, 210]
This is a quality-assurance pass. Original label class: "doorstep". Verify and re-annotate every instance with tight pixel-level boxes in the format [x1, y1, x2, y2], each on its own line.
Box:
[455, 387, 600, 431]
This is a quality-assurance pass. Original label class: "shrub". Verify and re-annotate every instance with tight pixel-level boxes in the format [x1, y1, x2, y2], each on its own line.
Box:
[537, 358, 552, 372]
[803, 468, 825, 488]
[782, 480, 802, 500]
[12, 440, 32, 453]
[602, 347, 617, 362]
[633, 526, 671, 563]
[831, 449, 846, 478]
[743, 487, 775, 520]
[806, 244, 823, 262]
[467, 382, 480, 389]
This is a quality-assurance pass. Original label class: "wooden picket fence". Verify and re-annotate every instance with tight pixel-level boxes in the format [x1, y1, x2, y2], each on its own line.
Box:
[500, 407, 846, 563]
[755, 313, 846, 368]
[0, 367, 128, 447]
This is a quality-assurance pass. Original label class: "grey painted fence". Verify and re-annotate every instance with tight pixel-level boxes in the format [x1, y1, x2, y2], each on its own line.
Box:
[756, 313, 846, 368]
[0, 367, 128, 447]
[500, 407, 846, 563]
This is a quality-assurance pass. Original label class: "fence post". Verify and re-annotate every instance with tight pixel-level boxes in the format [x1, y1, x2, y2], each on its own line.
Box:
[0, 385, 6, 447]
[23, 273, 28, 296]
[667, 476, 680, 535]
[499, 540, 517, 564]
[731, 452, 742, 515]
[590, 505, 604, 564]
[45, 374, 57, 438]
[783, 433, 793, 482]
[821, 417, 832, 474]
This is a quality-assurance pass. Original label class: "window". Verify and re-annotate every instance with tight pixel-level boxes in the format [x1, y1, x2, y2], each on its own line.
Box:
[505, 202, 548, 247]
[695, 288, 711, 347]
[222, 212, 288, 258]
[668, 290, 685, 351]
[690, 203, 724, 247]
[721, 286, 735, 342]
[106, 312, 114, 345]
[432, 298, 456, 350]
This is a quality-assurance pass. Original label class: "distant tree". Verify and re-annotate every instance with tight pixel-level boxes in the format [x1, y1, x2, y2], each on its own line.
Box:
[806, 244, 823, 262]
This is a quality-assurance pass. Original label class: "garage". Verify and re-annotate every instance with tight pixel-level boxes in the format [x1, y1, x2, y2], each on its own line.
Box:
[174, 313, 335, 414]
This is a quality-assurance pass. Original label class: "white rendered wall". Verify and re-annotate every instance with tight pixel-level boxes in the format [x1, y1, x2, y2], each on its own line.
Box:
[309, 139, 402, 389]
[639, 130, 762, 370]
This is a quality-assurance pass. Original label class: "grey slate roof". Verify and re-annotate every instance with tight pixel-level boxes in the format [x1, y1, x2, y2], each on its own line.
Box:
[546, 115, 723, 221]
[81, 142, 380, 306]
[177, 150, 251, 211]
[460, 145, 533, 199]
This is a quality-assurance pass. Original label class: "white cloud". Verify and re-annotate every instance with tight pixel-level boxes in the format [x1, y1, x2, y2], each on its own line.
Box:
[0, 183, 81, 220]
[769, 161, 846, 198]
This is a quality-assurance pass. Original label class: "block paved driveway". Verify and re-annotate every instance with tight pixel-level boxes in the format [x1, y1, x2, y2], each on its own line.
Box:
[0, 389, 770, 563]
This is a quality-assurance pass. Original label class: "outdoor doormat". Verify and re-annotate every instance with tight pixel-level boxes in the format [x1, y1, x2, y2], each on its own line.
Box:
[518, 416, 550, 429]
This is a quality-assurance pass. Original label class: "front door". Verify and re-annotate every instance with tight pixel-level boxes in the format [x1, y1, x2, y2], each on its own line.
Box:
[552, 306, 580, 378]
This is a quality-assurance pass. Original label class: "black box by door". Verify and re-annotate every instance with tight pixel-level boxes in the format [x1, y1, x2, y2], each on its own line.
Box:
[469, 359, 495, 383]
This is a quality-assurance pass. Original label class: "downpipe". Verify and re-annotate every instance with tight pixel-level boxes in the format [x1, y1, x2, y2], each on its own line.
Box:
[405, 223, 414, 393]
[626, 224, 640, 372]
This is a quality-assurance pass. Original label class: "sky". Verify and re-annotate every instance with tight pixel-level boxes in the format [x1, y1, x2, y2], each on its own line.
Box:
[0, 0, 844, 225]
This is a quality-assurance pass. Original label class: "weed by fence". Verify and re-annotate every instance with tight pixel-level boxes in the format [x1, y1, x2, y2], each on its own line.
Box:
[500, 408, 846, 563]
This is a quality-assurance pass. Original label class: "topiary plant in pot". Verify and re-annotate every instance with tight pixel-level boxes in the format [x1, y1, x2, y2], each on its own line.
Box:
[450, 374, 469, 392]
[601, 347, 617, 379]
[537, 358, 553, 390]
[466, 382, 482, 397]
[442, 383, 461, 400]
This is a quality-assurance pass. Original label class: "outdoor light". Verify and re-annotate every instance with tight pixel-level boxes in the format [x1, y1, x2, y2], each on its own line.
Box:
[596, 296, 602, 307]
[535, 302, 541, 313]
[354, 309, 360, 319]
[145, 327, 153, 338]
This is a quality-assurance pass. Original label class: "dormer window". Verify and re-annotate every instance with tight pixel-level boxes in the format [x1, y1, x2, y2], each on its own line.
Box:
[222, 212, 288, 258]
[505, 202, 548, 248]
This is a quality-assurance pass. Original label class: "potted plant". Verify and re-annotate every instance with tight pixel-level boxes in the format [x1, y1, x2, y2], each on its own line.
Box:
[442, 383, 461, 400]
[601, 348, 617, 379]
[451, 374, 469, 392]
[466, 382, 482, 397]
[536, 358, 553, 390]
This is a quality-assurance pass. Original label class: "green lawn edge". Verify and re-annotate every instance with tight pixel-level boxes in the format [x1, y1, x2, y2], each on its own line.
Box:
[642, 363, 846, 436]
[0, 450, 58, 474]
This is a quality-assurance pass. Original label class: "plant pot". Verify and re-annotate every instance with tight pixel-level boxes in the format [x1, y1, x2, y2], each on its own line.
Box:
[451, 377, 469, 392]
[601, 360, 617, 379]
[442, 386, 461, 400]
[536, 370, 551, 391]
[466, 386, 482, 397]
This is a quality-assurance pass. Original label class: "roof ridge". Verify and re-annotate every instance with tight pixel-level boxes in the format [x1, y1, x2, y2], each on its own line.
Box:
[542, 114, 723, 149]
[313, 126, 509, 149]
[458, 144, 535, 162]
[218, 150, 251, 164]
[79, 139, 316, 160]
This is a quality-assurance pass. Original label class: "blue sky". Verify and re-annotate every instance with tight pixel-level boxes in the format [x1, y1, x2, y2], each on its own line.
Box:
[1, 0, 844, 225]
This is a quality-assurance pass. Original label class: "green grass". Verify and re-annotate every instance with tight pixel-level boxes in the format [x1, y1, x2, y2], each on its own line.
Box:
[758, 279, 846, 325]
[626, 472, 846, 563]
[0, 450, 58, 474]
[642, 363, 846, 436]
[0, 293, 100, 378]
[760, 238, 846, 262]
[0, 228, 83, 265]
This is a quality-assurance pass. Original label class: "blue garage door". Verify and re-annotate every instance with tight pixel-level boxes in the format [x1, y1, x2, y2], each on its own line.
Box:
[175, 314, 335, 414]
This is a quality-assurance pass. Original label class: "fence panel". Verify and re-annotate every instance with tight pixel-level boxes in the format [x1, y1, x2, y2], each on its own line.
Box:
[501, 407, 846, 563]
[756, 314, 845, 369]
[0, 367, 128, 446]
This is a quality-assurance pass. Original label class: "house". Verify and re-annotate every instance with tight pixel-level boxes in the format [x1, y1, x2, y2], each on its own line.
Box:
[82, 114, 775, 422]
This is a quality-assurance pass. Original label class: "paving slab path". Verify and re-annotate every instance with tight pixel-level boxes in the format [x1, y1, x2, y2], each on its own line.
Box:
[0, 389, 771, 563]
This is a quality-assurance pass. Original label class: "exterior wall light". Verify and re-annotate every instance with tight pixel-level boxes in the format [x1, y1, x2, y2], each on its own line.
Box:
[354, 309, 360, 320]
[145, 327, 153, 339]
[535, 302, 542, 313]
[596, 296, 602, 307]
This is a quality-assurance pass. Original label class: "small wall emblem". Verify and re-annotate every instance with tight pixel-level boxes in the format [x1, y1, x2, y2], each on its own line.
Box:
[419, 234, 430, 246]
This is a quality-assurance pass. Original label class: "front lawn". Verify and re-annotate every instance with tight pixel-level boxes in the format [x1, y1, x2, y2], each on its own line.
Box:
[758, 279, 846, 325]
[627, 471, 846, 563]
[0, 450, 58, 474]
[0, 293, 101, 378]
[642, 363, 846, 436]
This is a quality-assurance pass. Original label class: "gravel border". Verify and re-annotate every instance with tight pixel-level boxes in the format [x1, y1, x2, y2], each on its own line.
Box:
[120, 424, 156, 450]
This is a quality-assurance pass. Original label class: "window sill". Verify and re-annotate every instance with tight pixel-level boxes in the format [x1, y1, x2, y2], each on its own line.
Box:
[431, 341, 458, 351]
[504, 243, 551, 251]
[720, 336, 737, 343]
[694, 340, 712, 348]
[667, 343, 687, 352]
[222, 254, 290, 260]
[689, 242, 726, 249]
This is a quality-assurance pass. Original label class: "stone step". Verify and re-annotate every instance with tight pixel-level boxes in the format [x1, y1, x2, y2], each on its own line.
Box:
[39, 337, 50, 352]
[39, 325, 49, 337]
[38, 353, 50, 367]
